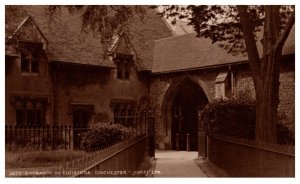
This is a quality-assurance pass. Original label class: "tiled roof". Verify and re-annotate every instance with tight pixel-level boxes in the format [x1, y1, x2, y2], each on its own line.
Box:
[6, 6, 173, 69]
[6, 6, 116, 67]
[152, 25, 295, 74]
[128, 8, 174, 70]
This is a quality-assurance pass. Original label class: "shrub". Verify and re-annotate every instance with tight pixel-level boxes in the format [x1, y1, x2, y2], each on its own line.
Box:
[277, 113, 295, 145]
[80, 122, 134, 152]
[200, 97, 256, 140]
[199, 91, 294, 145]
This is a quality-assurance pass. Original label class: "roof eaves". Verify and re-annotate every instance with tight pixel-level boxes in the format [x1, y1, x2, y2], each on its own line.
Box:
[50, 59, 116, 68]
[152, 60, 249, 74]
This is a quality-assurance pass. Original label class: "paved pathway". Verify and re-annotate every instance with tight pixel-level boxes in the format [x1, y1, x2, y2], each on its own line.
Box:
[153, 150, 207, 177]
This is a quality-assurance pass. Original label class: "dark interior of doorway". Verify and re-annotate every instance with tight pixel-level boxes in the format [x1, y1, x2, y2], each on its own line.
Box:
[171, 80, 208, 151]
[72, 108, 90, 149]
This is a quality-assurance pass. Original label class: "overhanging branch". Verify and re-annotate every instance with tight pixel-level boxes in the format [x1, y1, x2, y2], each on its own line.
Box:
[237, 5, 261, 89]
[273, 9, 295, 55]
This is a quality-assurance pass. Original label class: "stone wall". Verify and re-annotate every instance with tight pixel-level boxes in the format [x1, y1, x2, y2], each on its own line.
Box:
[149, 69, 222, 147]
[278, 71, 295, 132]
[5, 6, 173, 128]
[150, 62, 295, 148]
[234, 67, 295, 133]
[5, 55, 53, 125]
[54, 63, 149, 126]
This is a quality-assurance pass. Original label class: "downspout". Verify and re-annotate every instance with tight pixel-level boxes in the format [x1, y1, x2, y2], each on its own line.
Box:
[229, 65, 234, 95]
[52, 62, 58, 125]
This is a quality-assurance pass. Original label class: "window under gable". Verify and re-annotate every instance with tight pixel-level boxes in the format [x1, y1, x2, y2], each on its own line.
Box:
[114, 54, 133, 80]
[19, 42, 43, 74]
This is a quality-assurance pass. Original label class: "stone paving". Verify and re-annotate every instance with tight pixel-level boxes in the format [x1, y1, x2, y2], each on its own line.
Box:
[153, 150, 207, 177]
[152, 150, 229, 177]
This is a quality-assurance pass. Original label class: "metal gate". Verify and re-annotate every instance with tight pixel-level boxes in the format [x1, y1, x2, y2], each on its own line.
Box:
[198, 119, 207, 158]
[113, 107, 156, 158]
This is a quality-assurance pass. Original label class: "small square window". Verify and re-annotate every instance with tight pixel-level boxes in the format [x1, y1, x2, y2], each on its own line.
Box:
[15, 99, 46, 127]
[124, 62, 130, 80]
[117, 62, 123, 79]
[27, 109, 35, 127]
[16, 109, 24, 126]
[31, 59, 39, 73]
[115, 54, 132, 80]
[112, 101, 136, 126]
[20, 43, 42, 74]
[21, 54, 30, 72]
[36, 110, 42, 126]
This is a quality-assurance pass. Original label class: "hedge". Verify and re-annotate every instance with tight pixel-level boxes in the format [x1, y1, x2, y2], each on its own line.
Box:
[199, 94, 294, 145]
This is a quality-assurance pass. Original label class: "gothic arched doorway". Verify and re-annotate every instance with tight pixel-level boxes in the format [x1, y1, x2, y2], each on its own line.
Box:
[162, 77, 209, 151]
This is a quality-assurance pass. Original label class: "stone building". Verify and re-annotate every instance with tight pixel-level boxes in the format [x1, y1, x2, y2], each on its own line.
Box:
[5, 6, 295, 150]
[5, 6, 173, 148]
[150, 31, 294, 150]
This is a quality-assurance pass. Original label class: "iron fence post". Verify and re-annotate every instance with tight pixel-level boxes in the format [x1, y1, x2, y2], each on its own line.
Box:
[186, 133, 190, 152]
[176, 133, 179, 151]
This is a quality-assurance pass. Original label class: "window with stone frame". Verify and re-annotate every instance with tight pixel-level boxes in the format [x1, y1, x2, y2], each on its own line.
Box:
[14, 98, 46, 127]
[115, 54, 132, 80]
[20, 42, 42, 74]
[111, 99, 136, 127]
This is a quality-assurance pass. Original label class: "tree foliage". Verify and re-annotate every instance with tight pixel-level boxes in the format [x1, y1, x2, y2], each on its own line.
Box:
[158, 5, 295, 143]
[5, 6, 28, 37]
[158, 5, 294, 55]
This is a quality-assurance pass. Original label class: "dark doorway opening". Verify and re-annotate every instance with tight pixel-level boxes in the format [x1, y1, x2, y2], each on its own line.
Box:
[72, 105, 93, 149]
[170, 79, 208, 151]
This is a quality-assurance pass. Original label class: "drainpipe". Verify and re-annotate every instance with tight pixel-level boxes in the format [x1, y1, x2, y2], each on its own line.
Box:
[52, 62, 58, 125]
[229, 65, 234, 95]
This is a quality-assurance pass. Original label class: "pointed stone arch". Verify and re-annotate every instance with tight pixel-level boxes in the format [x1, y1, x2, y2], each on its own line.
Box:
[161, 75, 209, 150]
